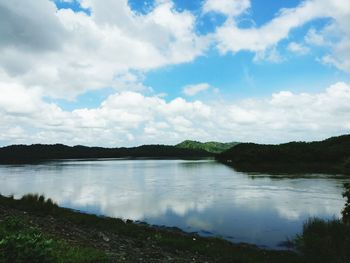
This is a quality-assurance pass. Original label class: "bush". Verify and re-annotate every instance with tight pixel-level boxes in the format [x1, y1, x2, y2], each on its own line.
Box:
[294, 218, 350, 263]
[19, 194, 58, 214]
[0, 232, 56, 263]
[342, 183, 350, 223]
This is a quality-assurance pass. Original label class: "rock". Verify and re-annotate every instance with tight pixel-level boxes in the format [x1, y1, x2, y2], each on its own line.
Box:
[98, 232, 110, 242]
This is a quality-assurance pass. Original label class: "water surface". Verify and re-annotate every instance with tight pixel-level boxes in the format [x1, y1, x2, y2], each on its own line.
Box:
[0, 159, 348, 248]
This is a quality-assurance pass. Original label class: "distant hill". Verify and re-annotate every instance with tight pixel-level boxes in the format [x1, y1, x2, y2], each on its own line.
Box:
[0, 144, 213, 164]
[176, 140, 240, 154]
[216, 135, 350, 174]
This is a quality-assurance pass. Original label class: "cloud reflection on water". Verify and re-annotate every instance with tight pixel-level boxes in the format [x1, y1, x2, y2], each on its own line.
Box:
[0, 159, 348, 248]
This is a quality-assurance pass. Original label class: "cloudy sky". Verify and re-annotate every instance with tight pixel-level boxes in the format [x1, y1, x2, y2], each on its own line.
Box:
[0, 0, 350, 146]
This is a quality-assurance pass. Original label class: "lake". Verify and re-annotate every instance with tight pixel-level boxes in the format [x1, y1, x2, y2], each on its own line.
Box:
[0, 159, 348, 249]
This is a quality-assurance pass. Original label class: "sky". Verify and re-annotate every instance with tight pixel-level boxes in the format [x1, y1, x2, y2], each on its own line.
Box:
[0, 0, 350, 146]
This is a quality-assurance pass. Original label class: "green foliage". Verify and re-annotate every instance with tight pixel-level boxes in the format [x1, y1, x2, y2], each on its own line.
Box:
[342, 183, 350, 223]
[176, 140, 239, 154]
[294, 218, 350, 263]
[19, 194, 58, 214]
[0, 194, 59, 216]
[0, 217, 108, 263]
[217, 134, 350, 174]
[0, 232, 57, 263]
[0, 143, 212, 164]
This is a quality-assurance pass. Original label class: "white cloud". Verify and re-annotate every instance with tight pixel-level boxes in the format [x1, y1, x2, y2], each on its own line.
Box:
[212, 0, 350, 72]
[214, 1, 323, 54]
[305, 28, 327, 46]
[253, 47, 283, 63]
[304, 4, 350, 74]
[0, 0, 349, 103]
[1, 80, 350, 146]
[0, 0, 208, 98]
[182, 83, 210, 96]
[287, 42, 310, 55]
[0, 83, 43, 115]
[203, 0, 250, 17]
[0, 0, 350, 147]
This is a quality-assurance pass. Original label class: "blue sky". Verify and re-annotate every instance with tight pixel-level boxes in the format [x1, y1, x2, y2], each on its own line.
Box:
[52, 0, 350, 106]
[0, 0, 350, 146]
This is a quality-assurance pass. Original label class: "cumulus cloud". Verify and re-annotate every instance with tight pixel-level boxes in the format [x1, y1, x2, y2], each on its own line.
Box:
[0, 0, 349, 101]
[182, 83, 210, 96]
[214, 1, 322, 54]
[0, 0, 349, 100]
[0, 0, 208, 98]
[212, 0, 350, 72]
[203, 0, 251, 17]
[0, 0, 350, 147]
[0, 1, 66, 53]
[1, 80, 350, 146]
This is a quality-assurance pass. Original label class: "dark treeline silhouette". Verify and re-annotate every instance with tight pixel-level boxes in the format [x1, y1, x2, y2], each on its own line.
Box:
[0, 144, 213, 164]
[216, 134, 350, 174]
[3, 134, 350, 172]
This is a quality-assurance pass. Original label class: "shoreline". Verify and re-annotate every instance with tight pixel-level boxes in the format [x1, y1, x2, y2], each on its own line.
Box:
[0, 194, 298, 262]
[0, 193, 297, 251]
[0, 157, 214, 165]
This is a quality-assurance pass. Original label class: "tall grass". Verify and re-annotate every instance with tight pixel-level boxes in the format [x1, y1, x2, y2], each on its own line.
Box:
[294, 218, 350, 263]
[20, 194, 58, 213]
[1, 194, 58, 215]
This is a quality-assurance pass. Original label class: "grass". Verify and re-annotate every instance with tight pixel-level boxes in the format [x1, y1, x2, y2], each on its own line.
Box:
[293, 184, 350, 263]
[0, 216, 108, 263]
[294, 218, 350, 263]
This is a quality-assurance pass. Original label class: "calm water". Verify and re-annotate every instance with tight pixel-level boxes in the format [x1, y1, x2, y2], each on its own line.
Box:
[0, 159, 348, 249]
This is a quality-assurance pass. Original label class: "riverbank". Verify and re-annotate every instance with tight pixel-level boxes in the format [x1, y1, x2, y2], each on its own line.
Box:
[0, 194, 299, 263]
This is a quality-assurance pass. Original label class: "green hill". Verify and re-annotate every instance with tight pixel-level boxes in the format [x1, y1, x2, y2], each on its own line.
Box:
[216, 134, 350, 174]
[176, 140, 240, 154]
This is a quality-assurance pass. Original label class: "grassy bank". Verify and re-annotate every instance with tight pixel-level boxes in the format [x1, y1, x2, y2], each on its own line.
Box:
[293, 184, 350, 263]
[0, 194, 298, 263]
[1, 193, 350, 262]
[294, 218, 350, 263]
[0, 217, 108, 263]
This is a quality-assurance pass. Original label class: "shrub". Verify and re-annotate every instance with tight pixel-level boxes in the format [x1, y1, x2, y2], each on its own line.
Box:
[0, 232, 56, 263]
[294, 218, 350, 263]
[342, 183, 350, 223]
[20, 194, 58, 214]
